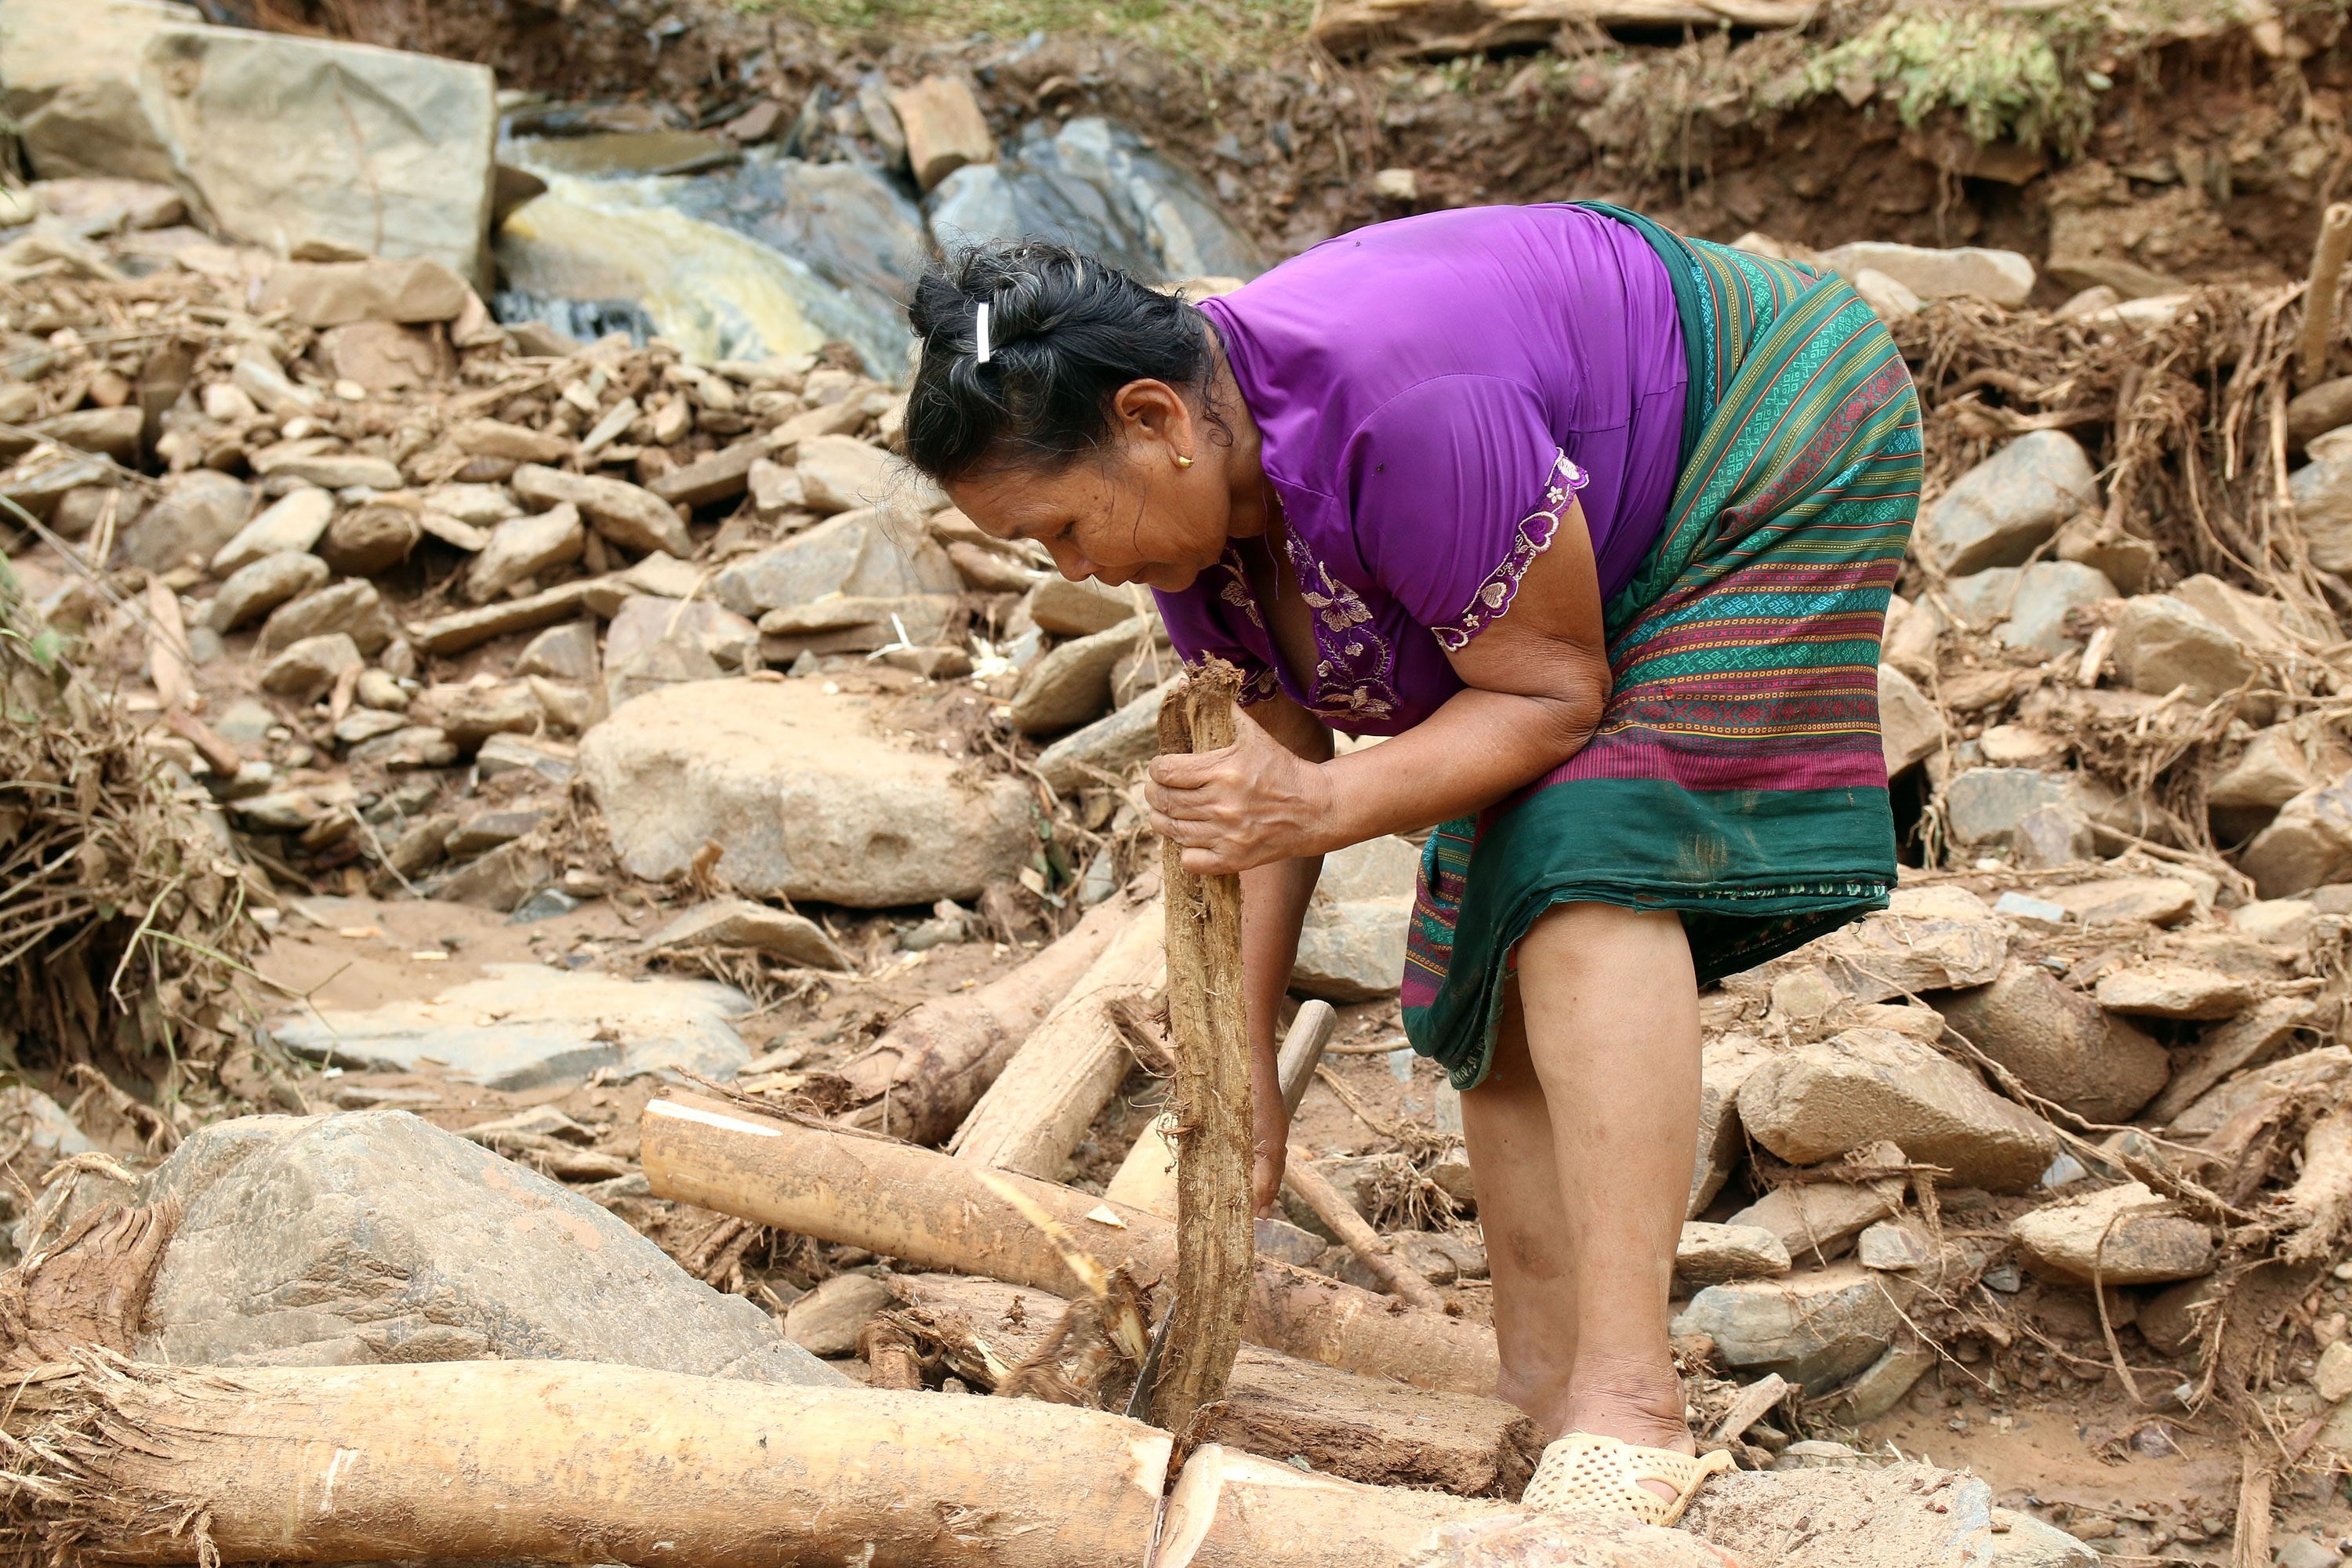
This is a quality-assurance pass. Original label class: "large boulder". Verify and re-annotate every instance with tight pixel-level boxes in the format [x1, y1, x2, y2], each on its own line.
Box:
[579, 679, 1033, 906]
[135, 25, 497, 286]
[713, 506, 959, 617]
[1737, 1027, 2060, 1192]
[2113, 593, 2259, 706]
[1944, 560, 2116, 656]
[1290, 835, 1420, 1004]
[130, 1110, 843, 1383]
[1802, 885, 2006, 1001]
[1912, 431, 2097, 577]
[0, 0, 195, 183]
[1934, 960, 2171, 1123]
[270, 962, 752, 1090]
[2009, 1181, 2215, 1286]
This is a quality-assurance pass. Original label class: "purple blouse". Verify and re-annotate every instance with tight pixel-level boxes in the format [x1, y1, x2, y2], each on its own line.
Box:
[1156, 204, 1688, 735]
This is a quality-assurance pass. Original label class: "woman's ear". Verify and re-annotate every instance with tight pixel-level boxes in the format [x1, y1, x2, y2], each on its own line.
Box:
[1113, 378, 1194, 457]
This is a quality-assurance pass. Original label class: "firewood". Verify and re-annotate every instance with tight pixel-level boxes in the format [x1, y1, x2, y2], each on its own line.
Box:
[641, 1090, 1499, 1394]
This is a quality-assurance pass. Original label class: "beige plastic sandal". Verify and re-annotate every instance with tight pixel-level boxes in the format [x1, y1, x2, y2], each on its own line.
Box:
[1521, 1433, 1735, 1527]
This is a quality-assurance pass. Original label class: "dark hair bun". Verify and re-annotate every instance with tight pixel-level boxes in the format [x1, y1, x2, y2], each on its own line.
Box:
[903, 239, 1216, 483]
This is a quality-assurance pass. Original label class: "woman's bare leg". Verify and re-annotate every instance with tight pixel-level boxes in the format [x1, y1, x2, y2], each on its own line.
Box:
[1461, 902, 1703, 1472]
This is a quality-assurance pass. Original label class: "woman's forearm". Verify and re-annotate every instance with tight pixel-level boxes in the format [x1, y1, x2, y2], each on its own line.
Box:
[1242, 855, 1321, 1100]
[1317, 681, 1602, 848]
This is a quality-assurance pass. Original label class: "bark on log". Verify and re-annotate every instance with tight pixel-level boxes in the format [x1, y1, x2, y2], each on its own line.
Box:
[0, 1359, 1726, 1568]
[642, 1091, 1499, 1394]
[839, 893, 1132, 1143]
[949, 900, 1167, 1175]
[1107, 1000, 1338, 1219]
[1155, 661, 1254, 1430]
[890, 1272, 1541, 1497]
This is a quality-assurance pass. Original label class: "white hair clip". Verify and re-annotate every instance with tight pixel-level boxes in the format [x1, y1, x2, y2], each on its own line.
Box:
[975, 302, 992, 365]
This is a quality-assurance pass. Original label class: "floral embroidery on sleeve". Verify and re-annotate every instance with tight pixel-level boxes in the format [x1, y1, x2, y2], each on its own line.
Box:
[1216, 549, 1265, 630]
[1281, 530, 1401, 723]
[1432, 448, 1588, 653]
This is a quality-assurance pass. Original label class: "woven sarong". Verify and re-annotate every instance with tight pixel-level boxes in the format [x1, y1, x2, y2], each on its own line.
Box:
[1399, 207, 1923, 1090]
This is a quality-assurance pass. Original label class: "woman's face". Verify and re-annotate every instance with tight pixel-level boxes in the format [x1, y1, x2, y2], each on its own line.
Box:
[945, 377, 1235, 593]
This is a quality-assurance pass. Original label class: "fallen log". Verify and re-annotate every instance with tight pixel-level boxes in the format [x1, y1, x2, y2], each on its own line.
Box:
[2, 1357, 1734, 1568]
[1154, 662, 1254, 1429]
[838, 892, 1134, 1142]
[949, 897, 1167, 1175]
[642, 1090, 1499, 1394]
[1284, 1155, 1446, 1313]
[889, 1271, 1541, 1497]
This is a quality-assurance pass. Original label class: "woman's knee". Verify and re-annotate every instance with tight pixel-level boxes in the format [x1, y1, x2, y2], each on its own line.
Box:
[1518, 902, 1693, 984]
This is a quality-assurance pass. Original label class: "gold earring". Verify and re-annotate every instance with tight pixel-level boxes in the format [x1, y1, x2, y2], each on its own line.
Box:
[1174, 454, 1195, 469]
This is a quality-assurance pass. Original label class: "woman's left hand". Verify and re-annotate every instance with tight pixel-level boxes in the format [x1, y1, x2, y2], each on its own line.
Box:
[1145, 710, 1339, 875]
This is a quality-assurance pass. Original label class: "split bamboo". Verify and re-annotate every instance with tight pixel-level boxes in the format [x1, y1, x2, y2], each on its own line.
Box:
[641, 1090, 1500, 1394]
[838, 892, 1131, 1143]
[1154, 660, 1253, 1429]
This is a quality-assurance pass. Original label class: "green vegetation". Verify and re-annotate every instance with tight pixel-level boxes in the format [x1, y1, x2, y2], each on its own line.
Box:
[735, 0, 1312, 66]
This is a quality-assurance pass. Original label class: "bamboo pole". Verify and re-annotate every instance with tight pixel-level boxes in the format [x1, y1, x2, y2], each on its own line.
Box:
[640, 1090, 1500, 1394]
[0, 1360, 1733, 1568]
[1152, 662, 1253, 1430]
[2299, 202, 2352, 390]
[838, 893, 1132, 1143]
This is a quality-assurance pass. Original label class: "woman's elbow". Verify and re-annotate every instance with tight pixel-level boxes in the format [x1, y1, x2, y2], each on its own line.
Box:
[1535, 664, 1608, 759]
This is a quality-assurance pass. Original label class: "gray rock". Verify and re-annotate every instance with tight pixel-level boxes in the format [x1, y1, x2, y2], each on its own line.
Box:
[1806, 885, 2007, 1000]
[1943, 767, 2071, 848]
[794, 434, 898, 515]
[643, 898, 852, 971]
[579, 679, 1033, 907]
[2093, 960, 2254, 1021]
[474, 732, 577, 784]
[1842, 1345, 1938, 1420]
[132, 1110, 839, 1382]
[349, 724, 456, 770]
[1935, 959, 2171, 1122]
[1817, 241, 2035, 306]
[604, 596, 760, 709]
[755, 593, 958, 662]
[713, 506, 957, 616]
[1880, 662, 1941, 775]
[1947, 561, 2116, 655]
[0, 1084, 93, 1171]
[318, 501, 421, 577]
[1302, 1152, 1414, 1224]
[1692, 1033, 1773, 1218]
[434, 837, 553, 913]
[210, 485, 332, 576]
[466, 502, 583, 604]
[1683, 1462, 2002, 1567]
[206, 550, 327, 632]
[1726, 1180, 1900, 1265]
[782, 1271, 895, 1356]
[1334, 1229, 1486, 1290]
[210, 696, 277, 749]
[2009, 1181, 2214, 1284]
[258, 631, 361, 701]
[1671, 1263, 1912, 1390]
[1915, 431, 2097, 577]
[2114, 593, 2258, 704]
[1035, 678, 1174, 792]
[1854, 1219, 1936, 1272]
[2010, 803, 2095, 868]
[1738, 1027, 2061, 1192]
[2242, 773, 2352, 898]
[2144, 995, 2318, 1123]
[2039, 875, 2201, 927]
[2289, 452, 2352, 575]
[1674, 1221, 1791, 1287]
[511, 464, 690, 558]
[257, 578, 397, 657]
[125, 469, 253, 572]
[405, 576, 603, 656]
[1287, 836, 1419, 1003]
[517, 619, 599, 682]
[331, 707, 405, 746]
[2273, 1537, 2346, 1568]
[271, 961, 751, 1089]
[1029, 573, 1144, 635]
[1011, 619, 1152, 735]
[1253, 1215, 1330, 1269]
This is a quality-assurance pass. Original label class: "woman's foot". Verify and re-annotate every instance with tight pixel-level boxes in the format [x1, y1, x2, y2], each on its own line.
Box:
[1563, 1354, 1693, 1503]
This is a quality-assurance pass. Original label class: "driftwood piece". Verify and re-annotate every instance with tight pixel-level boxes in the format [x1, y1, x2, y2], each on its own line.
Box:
[0, 1359, 1737, 1568]
[1283, 1156, 1446, 1312]
[1153, 661, 1253, 1430]
[2278, 1108, 2352, 1264]
[890, 1272, 1541, 1497]
[1107, 999, 1338, 1218]
[1, 1200, 178, 1367]
[2300, 202, 2352, 390]
[839, 894, 1131, 1142]
[641, 1090, 1500, 1394]
[949, 901, 1167, 1174]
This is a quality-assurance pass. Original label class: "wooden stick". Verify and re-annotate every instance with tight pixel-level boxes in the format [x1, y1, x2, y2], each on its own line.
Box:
[1276, 999, 1340, 1117]
[2299, 202, 2352, 390]
[839, 894, 1131, 1143]
[1153, 660, 1252, 1431]
[1281, 1156, 1446, 1313]
[143, 579, 193, 715]
[949, 901, 1166, 1174]
[640, 1090, 1501, 1394]
[2231, 1451, 2274, 1568]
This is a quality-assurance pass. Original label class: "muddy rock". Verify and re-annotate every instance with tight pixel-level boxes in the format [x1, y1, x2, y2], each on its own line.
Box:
[2145, 996, 2317, 1123]
[642, 898, 853, 971]
[783, 1272, 895, 1357]
[1674, 1222, 1791, 1287]
[125, 469, 253, 572]
[2242, 774, 2352, 898]
[1935, 960, 2171, 1122]
[1683, 1462, 2016, 1566]
[130, 1111, 837, 1381]
[1913, 431, 2096, 577]
[271, 962, 752, 1089]
[2039, 875, 2201, 927]
[757, 593, 957, 662]
[1671, 1262, 1911, 1390]
[2092, 960, 2254, 1021]
[258, 631, 361, 701]
[435, 837, 553, 912]
[511, 464, 690, 558]
[205, 550, 327, 633]
[1291, 836, 1420, 1003]
[1030, 574, 1145, 636]
[2009, 1181, 2215, 1285]
[2171, 1046, 2352, 1136]
[257, 578, 397, 658]
[1817, 241, 2035, 307]
[2113, 593, 2259, 706]
[1033, 677, 1174, 792]
[1726, 1180, 1900, 1265]
[1879, 662, 1941, 774]
[256, 448, 404, 493]
[317, 501, 422, 577]
[713, 506, 958, 616]
[1011, 619, 1154, 735]
[581, 679, 1031, 907]
[210, 485, 332, 576]
[465, 503, 583, 604]
[1738, 1027, 2060, 1192]
[1806, 885, 2006, 1000]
